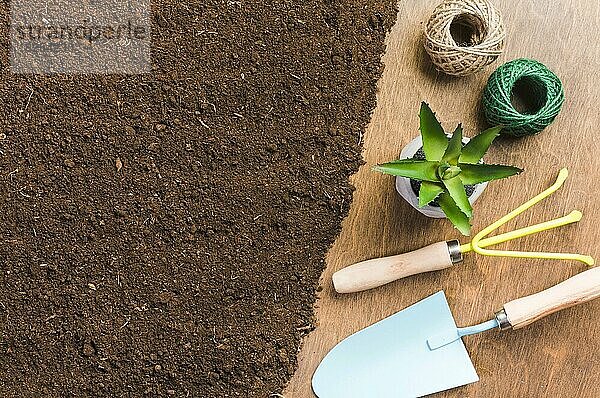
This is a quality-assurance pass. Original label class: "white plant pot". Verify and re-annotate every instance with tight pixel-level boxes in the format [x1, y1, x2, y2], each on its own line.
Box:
[395, 135, 488, 219]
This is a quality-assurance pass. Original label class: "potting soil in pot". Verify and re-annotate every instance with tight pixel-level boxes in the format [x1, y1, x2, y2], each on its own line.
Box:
[0, 1, 397, 396]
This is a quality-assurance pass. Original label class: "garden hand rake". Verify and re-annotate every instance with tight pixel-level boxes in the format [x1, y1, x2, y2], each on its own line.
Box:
[333, 168, 594, 293]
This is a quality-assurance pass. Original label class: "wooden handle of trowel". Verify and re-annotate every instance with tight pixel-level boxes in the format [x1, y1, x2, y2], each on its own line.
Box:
[502, 266, 600, 329]
[332, 241, 461, 293]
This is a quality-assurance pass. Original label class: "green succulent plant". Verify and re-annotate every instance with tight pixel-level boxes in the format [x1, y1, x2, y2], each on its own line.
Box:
[373, 102, 523, 235]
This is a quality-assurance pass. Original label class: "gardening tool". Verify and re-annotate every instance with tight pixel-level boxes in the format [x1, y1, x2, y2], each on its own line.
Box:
[313, 266, 600, 397]
[333, 168, 594, 293]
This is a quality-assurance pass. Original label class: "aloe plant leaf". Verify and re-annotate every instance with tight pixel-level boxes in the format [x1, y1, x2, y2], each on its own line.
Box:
[373, 160, 440, 182]
[418, 181, 445, 207]
[459, 163, 523, 185]
[459, 126, 503, 164]
[438, 192, 471, 236]
[442, 175, 472, 218]
[438, 164, 461, 180]
[419, 102, 448, 161]
[441, 124, 462, 165]
[387, 158, 425, 164]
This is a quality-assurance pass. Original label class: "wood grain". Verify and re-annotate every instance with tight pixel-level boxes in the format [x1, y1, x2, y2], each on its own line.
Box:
[332, 241, 455, 293]
[285, 0, 600, 397]
[503, 266, 600, 330]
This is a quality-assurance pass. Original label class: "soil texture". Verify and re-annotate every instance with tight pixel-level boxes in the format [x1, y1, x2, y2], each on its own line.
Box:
[0, 1, 397, 396]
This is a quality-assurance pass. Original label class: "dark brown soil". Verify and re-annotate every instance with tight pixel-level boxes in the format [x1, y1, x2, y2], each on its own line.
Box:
[0, 1, 397, 396]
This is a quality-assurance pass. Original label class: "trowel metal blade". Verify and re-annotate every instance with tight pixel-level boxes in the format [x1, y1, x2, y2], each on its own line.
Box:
[312, 291, 478, 398]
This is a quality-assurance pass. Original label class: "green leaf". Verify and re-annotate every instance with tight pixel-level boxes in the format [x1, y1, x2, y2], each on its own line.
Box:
[441, 124, 463, 165]
[386, 158, 425, 164]
[418, 181, 444, 207]
[459, 163, 523, 185]
[372, 160, 440, 182]
[419, 102, 448, 161]
[442, 175, 472, 218]
[438, 192, 471, 236]
[459, 126, 502, 164]
[439, 164, 461, 180]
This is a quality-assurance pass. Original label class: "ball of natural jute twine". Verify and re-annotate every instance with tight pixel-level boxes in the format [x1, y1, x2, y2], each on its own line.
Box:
[483, 58, 565, 137]
[424, 0, 505, 76]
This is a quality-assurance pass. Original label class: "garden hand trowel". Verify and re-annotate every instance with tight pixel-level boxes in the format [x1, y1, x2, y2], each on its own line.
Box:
[333, 168, 595, 293]
[313, 266, 600, 398]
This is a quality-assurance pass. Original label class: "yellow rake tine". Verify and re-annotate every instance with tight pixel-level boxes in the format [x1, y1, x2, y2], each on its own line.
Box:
[470, 168, 595, 266]
[460, 210, 582, 253]
[469, 248, 593, 265]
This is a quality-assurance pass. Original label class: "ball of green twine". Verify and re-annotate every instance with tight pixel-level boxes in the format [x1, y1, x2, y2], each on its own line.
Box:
[482, 58, 564, 137]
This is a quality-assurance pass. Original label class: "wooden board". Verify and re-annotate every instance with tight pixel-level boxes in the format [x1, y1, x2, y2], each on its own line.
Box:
[285, 0, 600, 396]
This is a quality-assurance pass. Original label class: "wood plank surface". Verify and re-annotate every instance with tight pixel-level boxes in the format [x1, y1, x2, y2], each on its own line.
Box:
[285, 1, 600, 397]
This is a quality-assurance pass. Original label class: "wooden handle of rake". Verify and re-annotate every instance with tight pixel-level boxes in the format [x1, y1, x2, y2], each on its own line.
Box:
[502, 266, 600, 329]
[332, 241, 460, 293]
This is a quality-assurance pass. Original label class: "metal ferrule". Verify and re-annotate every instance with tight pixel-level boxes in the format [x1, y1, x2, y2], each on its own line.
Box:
[446, 240, 463, 263]
[494, 309, 513, 331]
